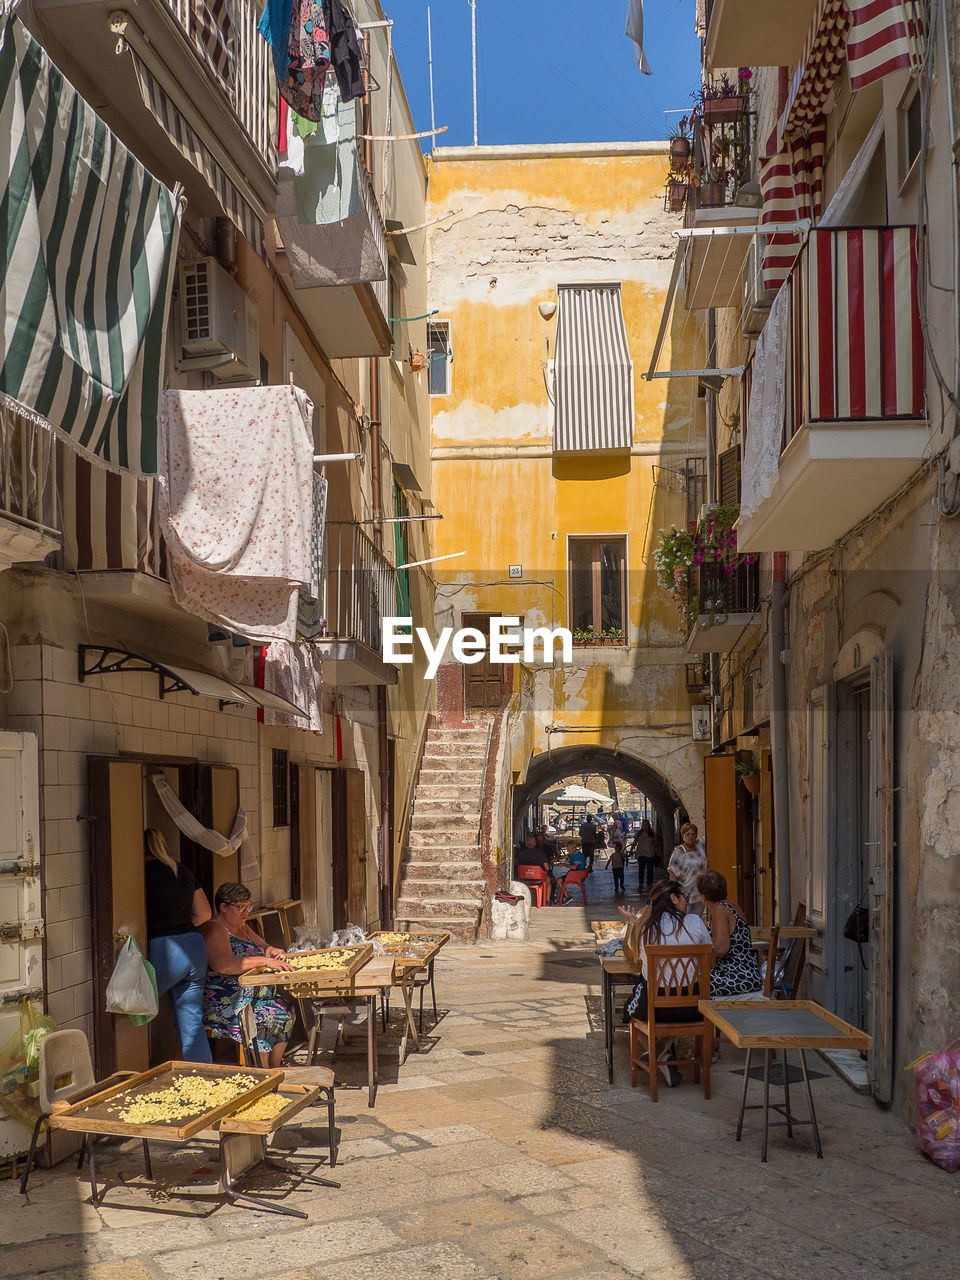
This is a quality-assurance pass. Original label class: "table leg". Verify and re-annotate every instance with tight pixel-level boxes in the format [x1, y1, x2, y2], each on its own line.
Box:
[781, 1049, 793, 1138]
[218, 1137, 308, 1219]
[367, 996, 377, 1108]
[761, 1048, 772, 1163]
[736, 1048, 752, 1142]
[87, 1139, 102, 1207]
[400, 979, 420, 1056]
[799, 1049, 823, 1158]
[603, 969, 614, 1084]
[142, 1139, 153, 1180]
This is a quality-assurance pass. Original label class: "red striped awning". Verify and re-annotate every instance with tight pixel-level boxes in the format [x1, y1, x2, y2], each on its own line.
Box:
[759, 124, 826, 292]
[847, 0, 923, 92]
[780, 0, 849, 141]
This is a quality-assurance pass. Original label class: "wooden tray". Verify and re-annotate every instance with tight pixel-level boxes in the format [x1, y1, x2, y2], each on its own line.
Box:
[367, 930, 449, 977]
[699, 1000, 872, 1051]
[48, 1061, 283, 1142]
[217, 1083, 321, 1136]
[238, 942, 374, 990]
[592, 920, 626, 943]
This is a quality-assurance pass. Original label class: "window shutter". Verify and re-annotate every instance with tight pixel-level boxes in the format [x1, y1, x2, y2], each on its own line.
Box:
[717, 446, 741, 505]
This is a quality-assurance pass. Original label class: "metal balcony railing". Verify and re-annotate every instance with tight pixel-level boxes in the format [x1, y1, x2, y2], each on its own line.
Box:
[691, 558, 759, 620]
[323, 522, 397, 652]
[0, 409, 60, 539]
[165, 0, 274, 164]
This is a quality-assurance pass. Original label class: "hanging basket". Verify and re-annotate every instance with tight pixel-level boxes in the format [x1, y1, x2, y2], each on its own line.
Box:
[741, 773, 762, 796]
[665, 180, 688, 213]
[701, 95, 746, 125]
[670, 137, 691, 163]
[408, 351, 426, 373]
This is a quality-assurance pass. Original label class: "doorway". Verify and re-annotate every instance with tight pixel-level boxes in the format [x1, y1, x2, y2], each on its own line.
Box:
[834, 680, 871, 1032]
[331, 768, 368, 929]
[462, 612, 510, 711]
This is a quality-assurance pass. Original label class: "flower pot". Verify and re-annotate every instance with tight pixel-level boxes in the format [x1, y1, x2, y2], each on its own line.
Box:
[408, 351, 426, 372]
[741, 773, 762, 796]
[666, 181, 687, 213]
[670, 137, 691, 163]
[699, 182, 726, 208]
[701, 95, 745, 124]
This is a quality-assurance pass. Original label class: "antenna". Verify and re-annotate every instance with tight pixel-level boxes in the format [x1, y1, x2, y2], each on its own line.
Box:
[470, 0, 478, 146]
[427, 6, 436, 139]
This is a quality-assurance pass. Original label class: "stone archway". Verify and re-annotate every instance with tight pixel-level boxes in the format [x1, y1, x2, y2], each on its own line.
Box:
[512, 744, 688, 855]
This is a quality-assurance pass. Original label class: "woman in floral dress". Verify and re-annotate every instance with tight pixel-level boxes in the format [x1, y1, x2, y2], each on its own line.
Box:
[200, 882, 294, 1068]
[696, 870, 764, 997]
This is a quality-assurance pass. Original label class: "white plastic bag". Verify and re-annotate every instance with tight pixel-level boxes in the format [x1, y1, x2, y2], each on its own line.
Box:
[105, 937, 159, 1019]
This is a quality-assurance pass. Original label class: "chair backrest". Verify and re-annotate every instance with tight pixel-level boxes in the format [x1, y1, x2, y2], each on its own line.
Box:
[644, 944, 713, 1020]
[561, 868, 588, 887]
[238, 1003, 258, 1062]
[517, 865, 548, 884]
[37, 1029, 95, 1113]
[762, 925, 781, 999]
[779, 901, 809, 999]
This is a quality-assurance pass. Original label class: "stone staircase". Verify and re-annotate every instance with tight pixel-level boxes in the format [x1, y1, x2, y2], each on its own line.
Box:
[394, 723, 489, 942]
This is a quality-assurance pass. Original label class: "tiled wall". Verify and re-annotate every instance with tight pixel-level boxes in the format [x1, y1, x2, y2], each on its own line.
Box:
[3, 643, 261, 1041]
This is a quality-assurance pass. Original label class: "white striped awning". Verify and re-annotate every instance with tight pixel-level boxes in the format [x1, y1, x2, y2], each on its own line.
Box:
[60, 447, 164, 575]
[0, 15, 181, 475]
[130, 52, 263, 250]
[847, 0, 924, 91]
[553, 284, 633, 453]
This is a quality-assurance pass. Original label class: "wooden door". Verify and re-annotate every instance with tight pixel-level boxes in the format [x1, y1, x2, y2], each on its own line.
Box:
[331, 771, 348, 930]
[462, 612, 506, 711]
[703, 754, 743, 902]
[293, 765, 318, 921]
[869, 650, 894, 1103]
[346, 768, 368, 926]
[315, 769, 334, 935]
[88, 759, 148, 1077]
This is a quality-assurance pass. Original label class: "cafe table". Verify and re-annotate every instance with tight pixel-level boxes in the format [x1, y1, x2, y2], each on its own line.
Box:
[699, 999, 872, 1161]
[599, 955, 641, 1083]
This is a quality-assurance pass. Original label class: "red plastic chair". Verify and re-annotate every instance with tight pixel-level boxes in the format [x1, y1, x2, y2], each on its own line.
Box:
[517, 864, 549, 908]
[559, 868, 588, 906]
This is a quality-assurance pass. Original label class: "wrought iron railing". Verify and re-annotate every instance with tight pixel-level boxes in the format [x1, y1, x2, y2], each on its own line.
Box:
[0, 408, 60, 539]
[691, 558, 759, 619]
[323, 522, 397, 652]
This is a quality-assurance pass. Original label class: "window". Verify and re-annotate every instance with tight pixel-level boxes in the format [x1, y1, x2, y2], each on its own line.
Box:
[898, 80, 924, 188]
[388, 268, 401, 356]
[684, 456, 706, 527]
[272, 748, 289, 827]
[393, 480, 411, 616]
[568, 537, 626, 640]
[428, 321, 451, 394]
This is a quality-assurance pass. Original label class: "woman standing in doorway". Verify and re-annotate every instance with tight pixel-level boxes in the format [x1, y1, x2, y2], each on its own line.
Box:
[668, 823, 708, 916]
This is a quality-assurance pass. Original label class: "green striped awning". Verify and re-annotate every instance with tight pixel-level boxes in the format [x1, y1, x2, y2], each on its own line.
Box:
[0, 15, 181, 475]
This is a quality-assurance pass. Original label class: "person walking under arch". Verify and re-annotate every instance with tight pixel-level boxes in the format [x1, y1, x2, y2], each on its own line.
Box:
[579, 815, 598, 873]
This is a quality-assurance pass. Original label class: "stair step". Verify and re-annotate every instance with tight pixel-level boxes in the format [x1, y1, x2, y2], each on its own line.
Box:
[428, 728, 488, 744]
[408, 831, 478, 848]
[401, 878, 486, 899]
[418, 767, 484, 785]
[410, 814, 478, 833]
[396, 896, 483, 917]
[402, 859, 484, 877]
[414, 784, 482, 801]
[413, 800, 479, 818]
[423, 743, 488, 759]
[394, 915, 480, 943]
[402, 847, 482, 865]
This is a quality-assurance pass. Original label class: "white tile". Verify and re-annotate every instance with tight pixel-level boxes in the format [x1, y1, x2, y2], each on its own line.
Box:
[42, 717, 70, 750]
[69, 719, 94, 753]
[56, 752, 85, 788]
[44, 647, 76, 683]
[7, 678, 41, 716]
[150, 701, 169, 730]
[46, 987, 75, 1025]
[12, 646, 41, 680]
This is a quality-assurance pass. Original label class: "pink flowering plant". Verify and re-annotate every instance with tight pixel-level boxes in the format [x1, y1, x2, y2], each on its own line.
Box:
[653, 505, 756, 628]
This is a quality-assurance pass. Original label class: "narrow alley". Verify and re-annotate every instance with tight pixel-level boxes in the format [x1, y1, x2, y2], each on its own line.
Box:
[3, 871, 956, 1280]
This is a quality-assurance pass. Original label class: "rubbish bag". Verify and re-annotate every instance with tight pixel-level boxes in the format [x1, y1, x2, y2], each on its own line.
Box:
[913, 1038, 960, 1172]
[105, 937, 159, 1022]
[0, 998, 56, 1129]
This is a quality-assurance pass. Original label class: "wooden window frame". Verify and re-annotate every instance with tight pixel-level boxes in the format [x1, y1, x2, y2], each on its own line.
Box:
[427, 319, 451, 395]
[272, 747, 290, 828]
[566, 535, 627, 644]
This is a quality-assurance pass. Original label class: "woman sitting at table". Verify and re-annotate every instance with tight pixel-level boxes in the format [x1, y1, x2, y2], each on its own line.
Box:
[696, 870, 764, 998]
[624, 878, 712, 1085]
[200, 882, 295, 1068]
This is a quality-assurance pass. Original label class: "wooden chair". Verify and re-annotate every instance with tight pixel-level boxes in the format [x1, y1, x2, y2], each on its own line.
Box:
[775, 902, 809, 1000]
[517, 865, 549, 907]
[559, 868, 589, 906]
[629, 944, 713, 1102]
[762, 925, 781, 998]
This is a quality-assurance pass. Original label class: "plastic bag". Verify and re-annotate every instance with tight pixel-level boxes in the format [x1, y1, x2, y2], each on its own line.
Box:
[289, 924, 328, 953]
[331, 923, 367, 946]
[0, 998, 57, 1129]
[913, 1039, 960, 1172]
[105, 937, 159, 1021]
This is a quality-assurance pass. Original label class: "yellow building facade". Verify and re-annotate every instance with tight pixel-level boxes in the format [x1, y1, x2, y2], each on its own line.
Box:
[425, 143, 712, 869]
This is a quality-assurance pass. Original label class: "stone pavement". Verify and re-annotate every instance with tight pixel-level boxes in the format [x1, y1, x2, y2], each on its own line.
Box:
[3, 876, 959, 1280]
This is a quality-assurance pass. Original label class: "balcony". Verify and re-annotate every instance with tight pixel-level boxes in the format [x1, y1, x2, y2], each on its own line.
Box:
[704, 0, 818, 73]
[737, 227, 928, 553]
[686, 559, 760, 655]
[0, 411, 61, 570]
[29, 0, 276, 245]
[312, 522, 398, 686]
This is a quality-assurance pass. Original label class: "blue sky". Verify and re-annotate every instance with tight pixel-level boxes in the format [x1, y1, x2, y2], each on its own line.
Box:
[389, 1, 702, 148]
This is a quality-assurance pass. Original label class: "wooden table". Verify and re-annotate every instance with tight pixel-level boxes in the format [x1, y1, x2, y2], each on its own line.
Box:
[700, 1000, 872, 1161]
[47, 1062, 338, 1216]
[599, 956, 641, 1083]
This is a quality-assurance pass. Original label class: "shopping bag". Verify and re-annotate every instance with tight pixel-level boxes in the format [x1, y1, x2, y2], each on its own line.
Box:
[0, 998, 57, 1129]
[913, 1038, 960, 1172]
[105, 937, 159, 1021]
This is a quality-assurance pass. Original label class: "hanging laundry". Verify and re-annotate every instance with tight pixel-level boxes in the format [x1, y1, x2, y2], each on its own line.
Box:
[625, 0, 652, 75]
[257, 0, 296, 86]
[297, 471, 328, 640]
[279, 102, 307, 176]
[323, 0, 365, 102]
[282, 0, 331, 123]
[263, 641, 324, 732]
[318, 75, 341, 144]
[158, 385, 315, 643]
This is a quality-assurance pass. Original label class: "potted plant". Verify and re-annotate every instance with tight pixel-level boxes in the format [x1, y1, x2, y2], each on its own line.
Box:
[667, 116, 692, 165]
[665, 175, 688, 213]
[697, 69, 751, 125]
[736, 760, 762, 794]
[654, 505, 756, 631]
[698, 167, 727, 207]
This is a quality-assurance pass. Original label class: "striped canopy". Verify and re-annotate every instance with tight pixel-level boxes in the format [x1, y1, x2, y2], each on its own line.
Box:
[0, 16, 181, 475]
[553, 284, 633, 453]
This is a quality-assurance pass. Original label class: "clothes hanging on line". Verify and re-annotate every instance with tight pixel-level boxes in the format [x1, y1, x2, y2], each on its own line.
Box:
[258, 0, 295, 86]
[282, 0, 331, 122]
[323, 0, 365, 102]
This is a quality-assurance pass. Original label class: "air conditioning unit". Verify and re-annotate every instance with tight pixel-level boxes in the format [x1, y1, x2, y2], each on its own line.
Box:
[691, 704, 712, 741]
[175, 257, 260, 383]
[741, 240, 776, 340]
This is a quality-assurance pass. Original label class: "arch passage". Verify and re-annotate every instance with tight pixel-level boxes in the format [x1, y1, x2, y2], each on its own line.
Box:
[512, 745, 687, 850]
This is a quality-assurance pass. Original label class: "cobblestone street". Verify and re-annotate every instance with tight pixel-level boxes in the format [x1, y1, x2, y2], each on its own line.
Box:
[3, 880, 958, 1280]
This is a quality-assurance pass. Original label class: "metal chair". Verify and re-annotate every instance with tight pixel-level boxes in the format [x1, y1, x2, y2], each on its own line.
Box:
[238, 1005, 338, 1166]
[629, 944, 713, 1102]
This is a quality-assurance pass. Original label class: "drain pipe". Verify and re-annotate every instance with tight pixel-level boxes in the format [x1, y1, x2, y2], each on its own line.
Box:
[769, 551, 791, 917]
